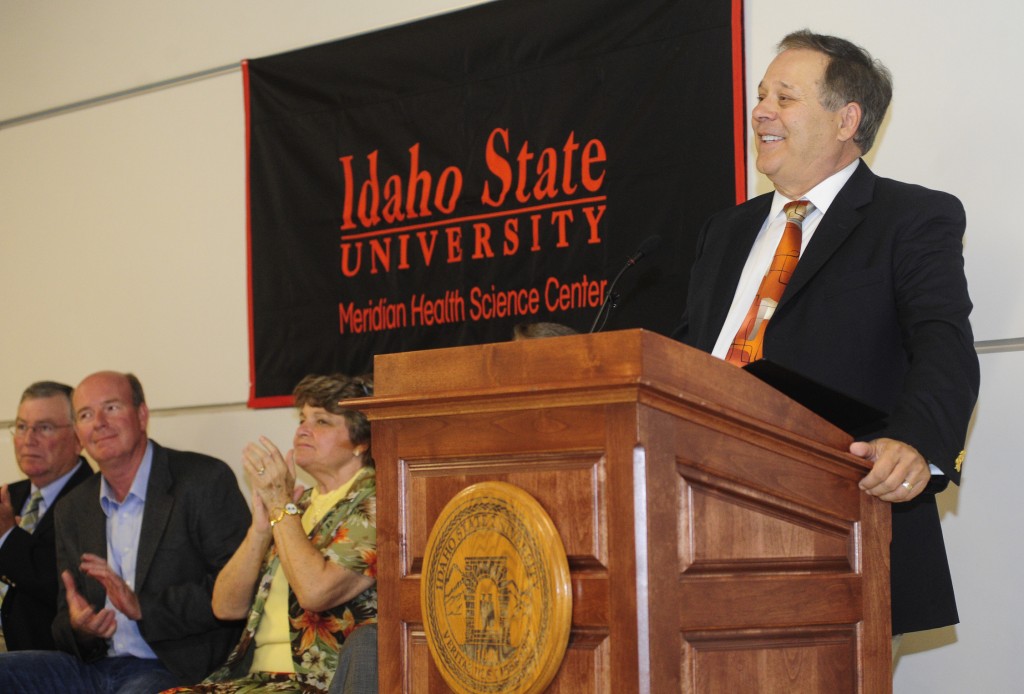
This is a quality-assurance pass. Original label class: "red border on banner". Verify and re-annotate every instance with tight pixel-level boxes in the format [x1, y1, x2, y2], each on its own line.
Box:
[243, 59, 255, 406]
[244, 61, 294, 410]
[731, 0, 747, 204]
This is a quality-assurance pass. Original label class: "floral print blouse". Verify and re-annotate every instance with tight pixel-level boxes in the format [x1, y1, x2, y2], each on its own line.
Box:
[168, 466, 377, 693]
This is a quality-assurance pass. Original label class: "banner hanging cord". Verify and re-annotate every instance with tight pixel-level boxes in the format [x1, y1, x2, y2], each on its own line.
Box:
[0, 62, 240, 130]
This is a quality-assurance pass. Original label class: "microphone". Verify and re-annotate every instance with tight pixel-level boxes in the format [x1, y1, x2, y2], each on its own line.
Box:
[626, 234, 662, 264]
[589, 234, 662, 333]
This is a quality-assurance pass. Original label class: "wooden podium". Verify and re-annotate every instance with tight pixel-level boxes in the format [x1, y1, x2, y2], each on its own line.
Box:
[363, 329, 891, 693]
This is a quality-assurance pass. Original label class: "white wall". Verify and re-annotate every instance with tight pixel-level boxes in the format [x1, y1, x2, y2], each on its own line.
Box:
[1, 1, 1018, 691]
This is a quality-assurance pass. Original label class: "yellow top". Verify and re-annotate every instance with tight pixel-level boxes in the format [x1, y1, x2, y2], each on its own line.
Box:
[250, 477, 358, 673]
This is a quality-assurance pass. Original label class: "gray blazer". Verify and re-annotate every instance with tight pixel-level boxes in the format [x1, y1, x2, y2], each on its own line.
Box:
[53, 441, 251, 682]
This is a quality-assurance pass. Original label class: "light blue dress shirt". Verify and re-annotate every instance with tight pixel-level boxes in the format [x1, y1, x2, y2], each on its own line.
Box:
[98, 441, 158, 660]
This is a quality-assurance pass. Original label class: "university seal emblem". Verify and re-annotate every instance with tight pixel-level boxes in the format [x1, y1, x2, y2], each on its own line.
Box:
[421, 481, 572, 694]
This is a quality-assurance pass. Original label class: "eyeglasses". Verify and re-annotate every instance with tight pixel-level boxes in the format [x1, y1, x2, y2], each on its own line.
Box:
[9, 422, 74, 439]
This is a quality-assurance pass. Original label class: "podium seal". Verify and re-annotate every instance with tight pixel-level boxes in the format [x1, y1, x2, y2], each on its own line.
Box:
[421, 481, 572, 694]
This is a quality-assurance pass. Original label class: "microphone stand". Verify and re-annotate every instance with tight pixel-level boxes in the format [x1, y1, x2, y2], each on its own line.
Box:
[589, 235, 662, 333]
[589, 270, 628, 333]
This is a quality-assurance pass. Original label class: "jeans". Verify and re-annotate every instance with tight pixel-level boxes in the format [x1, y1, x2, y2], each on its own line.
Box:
[0, 651, 183, 694]
[329, 624, 378, 694]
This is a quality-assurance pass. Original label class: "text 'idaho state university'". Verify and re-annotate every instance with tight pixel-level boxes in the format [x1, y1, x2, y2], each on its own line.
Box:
[337, 128, 608, 277]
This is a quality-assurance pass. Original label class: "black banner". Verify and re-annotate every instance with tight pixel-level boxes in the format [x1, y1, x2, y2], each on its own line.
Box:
[245, 0, 745, 406]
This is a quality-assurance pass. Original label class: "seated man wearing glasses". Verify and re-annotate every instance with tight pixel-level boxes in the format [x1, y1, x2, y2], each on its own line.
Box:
[0, 381, 94, 652]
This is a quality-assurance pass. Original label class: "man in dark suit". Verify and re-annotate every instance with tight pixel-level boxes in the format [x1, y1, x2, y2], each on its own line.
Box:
[674, 30, 979, 641]
[0, 371, 251, 692]
[0, 381, 93, 651]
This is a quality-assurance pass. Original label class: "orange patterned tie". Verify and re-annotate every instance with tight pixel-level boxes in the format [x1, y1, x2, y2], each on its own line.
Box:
[725, 199, 813, 366]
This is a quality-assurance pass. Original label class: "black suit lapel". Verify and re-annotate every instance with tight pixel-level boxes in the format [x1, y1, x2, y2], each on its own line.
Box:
[62, 458, 95, 492]
[34, 459, 94, 536]
[8, 480, 30, 517]
[783, 161, 875, 305]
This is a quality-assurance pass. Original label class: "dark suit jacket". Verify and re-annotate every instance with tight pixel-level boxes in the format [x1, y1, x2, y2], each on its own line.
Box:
[52, 441, 251, 683]
[0, 459, 94, 650]
[675, 161, 980, 634]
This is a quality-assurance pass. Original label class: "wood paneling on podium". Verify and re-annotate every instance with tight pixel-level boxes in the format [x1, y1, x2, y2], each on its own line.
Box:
[361, 329, 891, 693]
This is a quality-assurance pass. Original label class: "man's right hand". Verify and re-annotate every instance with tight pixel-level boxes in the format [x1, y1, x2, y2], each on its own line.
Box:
[62, 570, 117, 639]
[0, 484, 17, 535]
